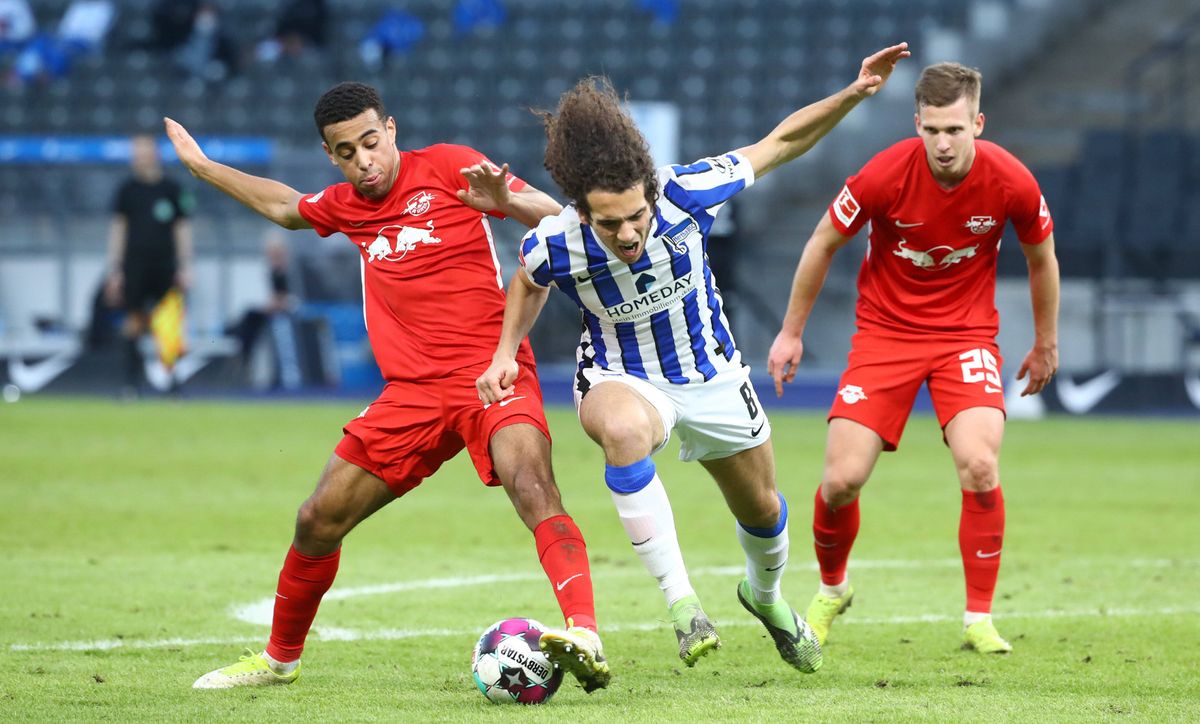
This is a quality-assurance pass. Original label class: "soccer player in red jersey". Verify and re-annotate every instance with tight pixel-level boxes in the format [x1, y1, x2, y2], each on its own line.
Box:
[768, 63, 1060, 654]
[169, 82, 610, 691]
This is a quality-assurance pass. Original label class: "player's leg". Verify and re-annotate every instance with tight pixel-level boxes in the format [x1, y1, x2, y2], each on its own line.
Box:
[944, 406, 1011, 653]
[579, 377, 719, 665]
[488, 421, 610, 692]
[193, 453, 395, 688]
[698, 440, 821, 673]
[808, 338, 922, 646]
[930, 342, 1011, 652]
[805, 417, 885, 644]
[491, 422, 597, 633]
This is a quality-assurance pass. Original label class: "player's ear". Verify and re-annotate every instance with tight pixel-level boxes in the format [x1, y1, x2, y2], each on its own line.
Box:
[322, 142, 337, 166]
[385, 116, 397, 143]
[974, 112, 986, 137]
[913, 112, 921, 135]
[576, 207, 589, 225]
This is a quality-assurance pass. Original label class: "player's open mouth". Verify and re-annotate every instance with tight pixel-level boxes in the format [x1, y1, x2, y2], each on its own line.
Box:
[936, 156, 954, 166]
[616, 241, 640, 259]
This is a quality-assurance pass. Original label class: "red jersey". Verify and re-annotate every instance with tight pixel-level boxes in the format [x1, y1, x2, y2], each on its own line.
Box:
[828, 138, 1052, 340]
[297, 143, 534, 382]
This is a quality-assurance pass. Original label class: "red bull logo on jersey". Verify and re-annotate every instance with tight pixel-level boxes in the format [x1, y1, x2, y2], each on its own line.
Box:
[363, 220, 442, 263]
[892, 239, 978, 271]
[405, 190, 436, 216]
[965, 215, 997, 235]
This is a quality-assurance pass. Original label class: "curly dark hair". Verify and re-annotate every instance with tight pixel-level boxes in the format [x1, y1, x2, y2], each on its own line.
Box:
[313, 82, 386, 141]
[538, 77, 657, 215]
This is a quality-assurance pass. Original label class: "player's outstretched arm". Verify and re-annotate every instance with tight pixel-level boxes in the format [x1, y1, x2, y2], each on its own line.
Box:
[477, 267, 551, 404]
[768, 212, 853, 397]
[458, 162, 563, 228]
[163, 117, 311, 230]
[1016, 233, 1060, 396]
[737, 42, 910, 179]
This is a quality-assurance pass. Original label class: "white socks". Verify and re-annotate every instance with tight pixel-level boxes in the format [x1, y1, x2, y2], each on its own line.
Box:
[737, 518, 789, 605]
[819, 576, 850, 599]
[963, 611, 991, 627]
[262, 650, 299, 675]
[609, 474, 695, 607]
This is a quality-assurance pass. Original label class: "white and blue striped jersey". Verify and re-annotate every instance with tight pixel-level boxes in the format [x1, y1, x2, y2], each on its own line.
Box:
[518, 152, 755, 385]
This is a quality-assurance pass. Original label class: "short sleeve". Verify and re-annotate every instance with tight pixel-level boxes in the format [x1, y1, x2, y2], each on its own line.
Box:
[659, 152, 754, 217]
[1007, 165, 1054, 245]
[428, 143, 528, 219]
[296, 187, 340, 238]
[518, 228, 554, 288]
[828, 173, 872, 237]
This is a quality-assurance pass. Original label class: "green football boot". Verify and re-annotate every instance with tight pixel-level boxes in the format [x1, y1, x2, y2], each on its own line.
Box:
[737, 579, 822, 673]
[669, 594, 721, 666]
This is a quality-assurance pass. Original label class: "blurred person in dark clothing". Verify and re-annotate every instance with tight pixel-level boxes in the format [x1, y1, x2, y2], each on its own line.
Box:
[104, 134, 194, 394]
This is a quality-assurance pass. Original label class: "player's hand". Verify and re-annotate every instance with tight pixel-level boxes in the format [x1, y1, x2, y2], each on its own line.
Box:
[163, 117, 209, 177]
[767, 329, 805, 398]
[458, 162, 512, 214]
[852, 42, 910, 98]
[476, 354, 521, 405]
[1016, 341, 1058, 396]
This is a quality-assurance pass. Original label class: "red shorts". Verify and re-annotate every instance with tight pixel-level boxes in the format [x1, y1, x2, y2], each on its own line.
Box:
[335, 358, 550, 496]
[829, 333, 1006, 451]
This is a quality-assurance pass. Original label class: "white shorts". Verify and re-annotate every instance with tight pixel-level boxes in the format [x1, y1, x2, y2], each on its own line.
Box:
[572, 364, 771, 462]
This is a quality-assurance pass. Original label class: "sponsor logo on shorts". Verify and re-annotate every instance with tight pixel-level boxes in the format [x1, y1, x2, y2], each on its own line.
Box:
[838, 384, 868, 404]
[483, 395, 527, 410]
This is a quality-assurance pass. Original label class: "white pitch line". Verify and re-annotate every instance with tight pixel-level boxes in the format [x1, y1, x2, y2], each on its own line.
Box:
[10, 558, 1199, 653]
[10, 605, 1200, 652]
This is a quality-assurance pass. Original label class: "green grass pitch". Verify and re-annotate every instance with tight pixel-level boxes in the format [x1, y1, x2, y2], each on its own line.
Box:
[1, 398, 1198, 721]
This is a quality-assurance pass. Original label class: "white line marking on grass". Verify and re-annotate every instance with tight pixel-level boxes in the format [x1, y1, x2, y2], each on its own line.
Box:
[11, 558, 1198, 652]
[11, 606, 1200, 652]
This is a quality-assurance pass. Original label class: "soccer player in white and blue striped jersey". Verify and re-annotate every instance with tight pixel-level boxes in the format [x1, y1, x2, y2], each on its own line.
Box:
[479, 43, 910, 673]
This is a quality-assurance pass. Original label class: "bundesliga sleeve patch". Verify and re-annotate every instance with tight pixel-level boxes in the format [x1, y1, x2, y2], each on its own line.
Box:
[833, 185, 860, 227]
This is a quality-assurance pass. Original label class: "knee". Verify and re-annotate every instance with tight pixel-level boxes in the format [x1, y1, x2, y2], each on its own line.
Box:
[294, 497, 347, 549]
[958, 454, 999, 492]
[821, 465, 867, 506]
[743, 488, 783, 529]
[589, 415, 655, 464]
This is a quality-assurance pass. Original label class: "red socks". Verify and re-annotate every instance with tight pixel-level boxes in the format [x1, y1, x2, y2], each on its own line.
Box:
[265, 545, 341, 663]
[960, 486, 1005, 613]
[533, 515, 597, 632]
[812, 486, 860, 586]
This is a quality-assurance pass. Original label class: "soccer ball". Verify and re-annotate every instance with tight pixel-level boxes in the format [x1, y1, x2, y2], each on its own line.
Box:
[471, 617, 563, 705]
